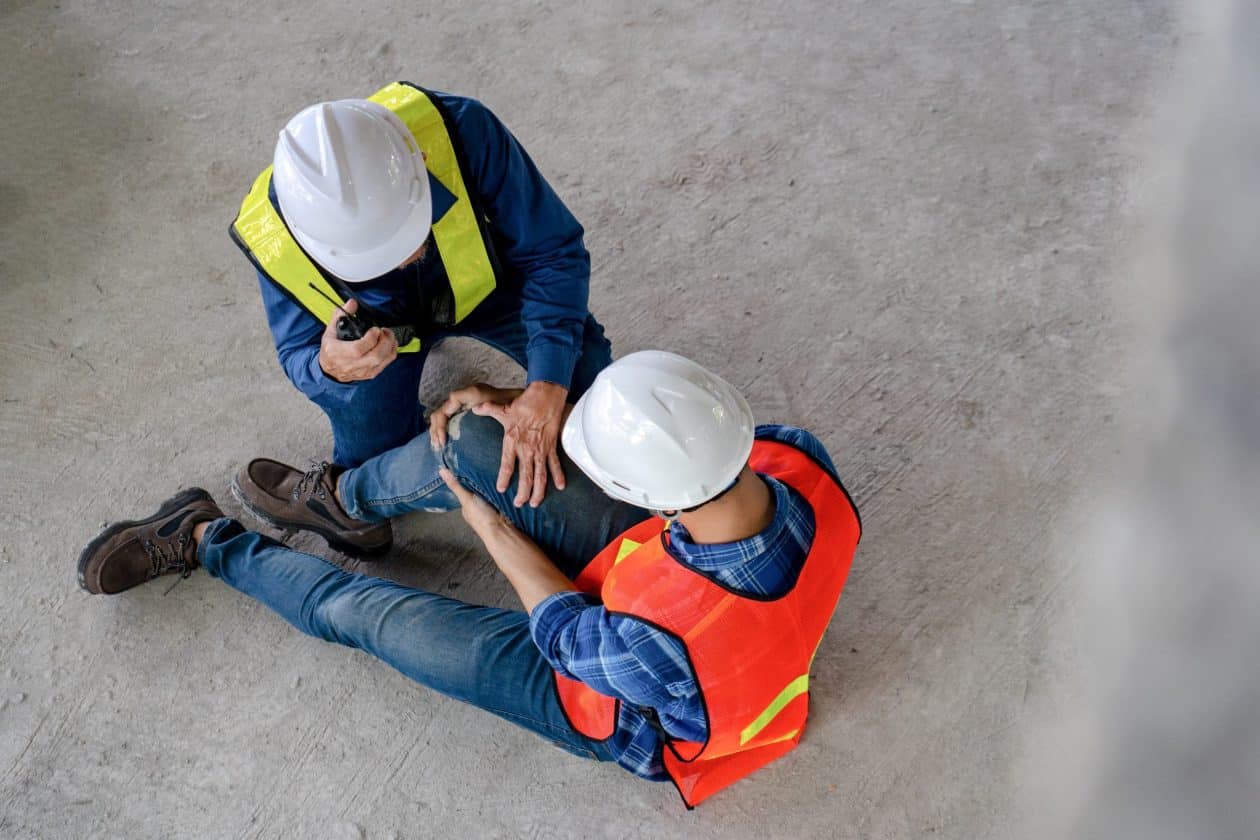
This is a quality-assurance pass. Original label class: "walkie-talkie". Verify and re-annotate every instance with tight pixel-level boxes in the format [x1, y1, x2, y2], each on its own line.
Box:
[307, 283, 416, 345]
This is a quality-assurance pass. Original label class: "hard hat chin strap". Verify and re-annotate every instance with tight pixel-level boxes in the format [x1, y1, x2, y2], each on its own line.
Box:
[658, 471, 744, 519]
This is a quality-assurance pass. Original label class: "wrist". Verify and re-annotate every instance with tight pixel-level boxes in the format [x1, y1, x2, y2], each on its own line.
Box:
[525, 380, 568, 397]
[317, 350, 343, 383]
[313, 349, 352, 387]
[484, 513, 519, 541]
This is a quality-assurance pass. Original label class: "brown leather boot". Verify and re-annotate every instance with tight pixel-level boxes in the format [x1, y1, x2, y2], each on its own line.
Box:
[78, 488, 223, 594]
[230, 459, 392, 557]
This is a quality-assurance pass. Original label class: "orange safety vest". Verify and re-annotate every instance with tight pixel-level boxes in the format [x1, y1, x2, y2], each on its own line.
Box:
[554, 438, 861, 808]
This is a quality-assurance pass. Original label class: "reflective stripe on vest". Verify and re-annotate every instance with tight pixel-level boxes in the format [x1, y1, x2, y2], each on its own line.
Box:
[554, 440, 861, 808]
[229, 82, 498, 352]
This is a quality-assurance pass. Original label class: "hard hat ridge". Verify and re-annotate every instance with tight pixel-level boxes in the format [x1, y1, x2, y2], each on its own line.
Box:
[272, 97, 432, 282]
[562, 351, 755, 510]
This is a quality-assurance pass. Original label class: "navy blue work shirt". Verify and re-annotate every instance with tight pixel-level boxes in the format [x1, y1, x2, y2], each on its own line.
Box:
[255, 90, 592, 402]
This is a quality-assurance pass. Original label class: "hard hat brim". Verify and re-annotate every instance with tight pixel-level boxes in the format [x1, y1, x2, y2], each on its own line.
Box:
[561, 368, 756, 511]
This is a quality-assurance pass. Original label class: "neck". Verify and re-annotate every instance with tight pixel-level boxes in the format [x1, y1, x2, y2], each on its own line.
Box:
[675, 467, 775, 544]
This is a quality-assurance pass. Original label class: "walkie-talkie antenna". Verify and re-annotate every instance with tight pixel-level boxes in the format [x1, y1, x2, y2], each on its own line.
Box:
[307, 282, 354, 316]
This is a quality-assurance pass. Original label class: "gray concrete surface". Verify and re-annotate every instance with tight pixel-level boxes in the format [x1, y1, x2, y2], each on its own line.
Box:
[0, 1, 1176, 837]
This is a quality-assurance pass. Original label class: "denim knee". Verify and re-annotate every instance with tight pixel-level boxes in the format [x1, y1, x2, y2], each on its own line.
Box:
[443, 411, 510, 490]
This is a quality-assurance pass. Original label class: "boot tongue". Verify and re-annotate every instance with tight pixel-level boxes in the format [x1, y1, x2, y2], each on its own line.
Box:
[155, 509, 193, 538]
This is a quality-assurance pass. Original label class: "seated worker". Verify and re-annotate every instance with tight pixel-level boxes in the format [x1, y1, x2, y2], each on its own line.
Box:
[76, 352, 861, 808]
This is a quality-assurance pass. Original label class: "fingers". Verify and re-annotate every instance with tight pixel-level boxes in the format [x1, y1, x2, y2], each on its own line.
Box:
[430, 392, 465, 450]
[322, 297, 360, 338]
[548, 448, 566, 492]
[528, 451, 548, 507]
[438, 467, 470, 502]
[371, 329, 398, 362]
[432, 386, 488, 449]
[496, 433, 517, 496]
[429, 409, 449, 450]
[471, 400, 512, 426]
[430, 396, 455, 449]
[513, 450, 536, 508]
[335, 324, 378, 357]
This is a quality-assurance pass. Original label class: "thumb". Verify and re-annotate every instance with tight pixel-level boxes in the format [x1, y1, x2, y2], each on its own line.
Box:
[340, 297, 359, 315]
[439, 467, 469, 500]
[472, 401, 512, 422]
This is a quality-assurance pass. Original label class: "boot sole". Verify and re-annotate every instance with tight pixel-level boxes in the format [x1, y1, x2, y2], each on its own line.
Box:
[77, 487, 214, 594]
[228, 477, 391, 559]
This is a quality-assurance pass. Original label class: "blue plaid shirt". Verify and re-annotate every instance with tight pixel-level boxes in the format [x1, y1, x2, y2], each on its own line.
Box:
[529, 424, 841, 780]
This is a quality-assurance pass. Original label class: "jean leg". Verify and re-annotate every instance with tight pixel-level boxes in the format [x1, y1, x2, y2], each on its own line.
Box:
[337, 411, 647, 579]
[336, 424, 459, 522]
[441, 413, 649, 579]
[196, 518, 615, 761]
[310, 351, 428, 468]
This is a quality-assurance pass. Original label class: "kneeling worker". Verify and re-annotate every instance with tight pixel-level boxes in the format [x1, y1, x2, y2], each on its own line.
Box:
[77, 352, 861, 807]
[231, 81, 611, 531]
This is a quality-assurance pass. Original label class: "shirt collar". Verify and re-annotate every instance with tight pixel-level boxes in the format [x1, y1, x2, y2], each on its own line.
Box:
[665, 475, 791, 571]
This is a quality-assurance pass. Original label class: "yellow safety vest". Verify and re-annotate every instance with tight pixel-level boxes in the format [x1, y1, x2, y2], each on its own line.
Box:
[229, 82, 500, 353]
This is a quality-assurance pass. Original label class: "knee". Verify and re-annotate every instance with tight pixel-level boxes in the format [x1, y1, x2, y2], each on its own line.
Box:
[444, 411, 508, 484]
[307, 587, 367, 647]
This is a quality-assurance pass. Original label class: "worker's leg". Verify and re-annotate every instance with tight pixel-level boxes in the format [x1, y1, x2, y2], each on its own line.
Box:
[196, 518, 617, 761]
[309, 350, 429, 468]
[338, 412, 647, 579]
[443, 304, 614, 399]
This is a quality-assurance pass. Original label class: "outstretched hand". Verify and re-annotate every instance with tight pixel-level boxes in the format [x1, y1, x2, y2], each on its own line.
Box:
[439, 467, 507, 538]
[429, 383, 525, 450]
[474, 381, 569, 508]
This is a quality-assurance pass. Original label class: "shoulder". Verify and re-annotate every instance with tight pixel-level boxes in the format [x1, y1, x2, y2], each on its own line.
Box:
[754, 424, 840, 480]
[422, 89, 503, 136]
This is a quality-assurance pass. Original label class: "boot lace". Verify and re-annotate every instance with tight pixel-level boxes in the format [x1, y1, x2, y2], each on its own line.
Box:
[143, 534, 194, 595]
[292, 461, 332, 502]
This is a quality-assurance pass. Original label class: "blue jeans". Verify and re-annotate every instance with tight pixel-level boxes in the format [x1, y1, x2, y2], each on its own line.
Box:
[311, 304, 613, 468]
[198, 412, 649, 764]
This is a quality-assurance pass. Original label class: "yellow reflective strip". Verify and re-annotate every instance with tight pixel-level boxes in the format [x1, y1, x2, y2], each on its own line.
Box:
[369, 83, 496, 323]
[232, 165, 422, 354]
[233, 167, 343, 326]
[740, 674, 809, 746]
[614, 538, 642, 565]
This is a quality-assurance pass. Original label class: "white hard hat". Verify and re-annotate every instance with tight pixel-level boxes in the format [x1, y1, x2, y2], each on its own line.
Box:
[562, 351, 755, 510]
[272, 99, 432, 283]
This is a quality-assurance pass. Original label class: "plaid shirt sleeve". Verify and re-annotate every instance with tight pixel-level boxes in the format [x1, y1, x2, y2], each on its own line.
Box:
[529, 592, 709, 742]
[527, 424, 838, 774]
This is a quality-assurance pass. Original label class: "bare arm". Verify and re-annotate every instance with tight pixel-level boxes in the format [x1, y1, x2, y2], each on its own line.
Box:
[439, 468, 575, 611]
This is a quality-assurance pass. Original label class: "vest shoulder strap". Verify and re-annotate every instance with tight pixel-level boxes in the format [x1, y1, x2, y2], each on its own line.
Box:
[229, 81, 501, 347]
[372, 83, 500, 323]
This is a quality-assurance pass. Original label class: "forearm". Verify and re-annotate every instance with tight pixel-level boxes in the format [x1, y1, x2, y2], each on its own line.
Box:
[258, 271, 354, 400]
[519, 247, 589, 387]
[456, 96, 590, 388]
[480, 519, 576, 612]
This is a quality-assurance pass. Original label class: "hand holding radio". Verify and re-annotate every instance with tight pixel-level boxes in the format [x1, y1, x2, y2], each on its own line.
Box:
[317, 298, 399, 383]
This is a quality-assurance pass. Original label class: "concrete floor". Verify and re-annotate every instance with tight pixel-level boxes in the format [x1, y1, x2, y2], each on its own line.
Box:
[0, 1, 1177, 837]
